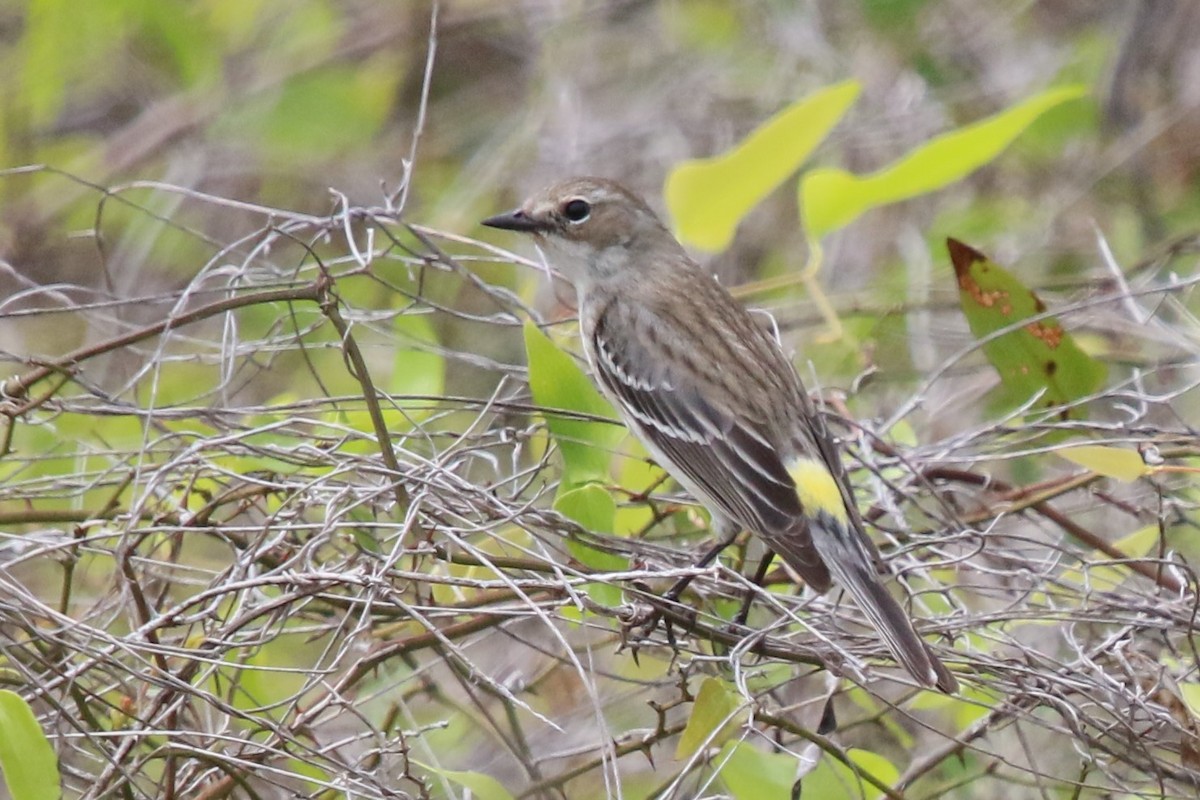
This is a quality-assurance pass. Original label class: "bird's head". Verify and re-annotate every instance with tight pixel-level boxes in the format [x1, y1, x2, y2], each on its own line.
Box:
[482, 177, 681, 286]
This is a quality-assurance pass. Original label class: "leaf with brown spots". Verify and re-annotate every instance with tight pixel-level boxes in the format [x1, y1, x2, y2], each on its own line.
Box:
[948, 238, 1107, 419]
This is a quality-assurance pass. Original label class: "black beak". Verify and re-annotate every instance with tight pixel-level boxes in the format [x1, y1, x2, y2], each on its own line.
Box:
[481, 209, 547, 233]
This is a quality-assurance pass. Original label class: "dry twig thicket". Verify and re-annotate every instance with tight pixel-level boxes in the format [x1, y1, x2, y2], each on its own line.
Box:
[0, 170, 1197, 799]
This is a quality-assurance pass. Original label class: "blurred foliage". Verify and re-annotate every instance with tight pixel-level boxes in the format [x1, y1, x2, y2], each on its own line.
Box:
[1, 2, 1199, 799]
[799, 85, 1086, 241]
[523, 321, 621, 490]
[0, 690, 61, 800]
[666, 79, 860, 252]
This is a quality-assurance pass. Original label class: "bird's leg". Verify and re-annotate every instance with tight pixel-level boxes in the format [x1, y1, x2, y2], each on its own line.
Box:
[631, 522, 741, 645]
[732, 550, 776, 629]
[661, 529, 738, 603]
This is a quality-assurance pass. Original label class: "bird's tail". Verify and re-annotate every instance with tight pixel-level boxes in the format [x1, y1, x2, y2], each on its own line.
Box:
[810, 514, 958, 693]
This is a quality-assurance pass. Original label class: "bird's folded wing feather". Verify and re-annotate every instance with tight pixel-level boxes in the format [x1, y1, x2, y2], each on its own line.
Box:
[589, 302, 812, 544]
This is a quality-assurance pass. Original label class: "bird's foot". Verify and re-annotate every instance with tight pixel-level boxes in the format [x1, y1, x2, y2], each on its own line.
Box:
[617, 582, 693, 664]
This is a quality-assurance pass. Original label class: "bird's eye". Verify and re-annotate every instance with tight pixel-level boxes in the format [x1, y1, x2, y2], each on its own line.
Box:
[563, 199, 591, 223]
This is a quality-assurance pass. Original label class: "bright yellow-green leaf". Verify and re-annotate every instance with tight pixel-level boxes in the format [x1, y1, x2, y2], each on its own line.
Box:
[948, 238, 1106, 419]
[0, 690, 62, 800]
[1060, 525, 1160, 591]
[555, 483, 627, 607]
[797, 747, 899, 800]
[844, 749, 900, 787]
[417, 764, 515, 800]
[523, 321, 623, 488]
[717, 740, 796, 799]
[1181, 683, 1200, 720]
[1058, 445, 1150, 482]
[801, 85, 1087, 239]
[556, 483, 616, 533]
[952, 683, 1003, 730]
[613, 438, 664, 536]
[667, 80, 861, 252]
[677, 677, 745, 759]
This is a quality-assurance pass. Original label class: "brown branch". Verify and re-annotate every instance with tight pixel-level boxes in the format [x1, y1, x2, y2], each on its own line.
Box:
[925, 467, 1185, 593]
[316, 276, 418, 530]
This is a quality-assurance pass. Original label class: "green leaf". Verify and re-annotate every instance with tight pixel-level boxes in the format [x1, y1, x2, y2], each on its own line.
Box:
[555, 483, 627, 607]
[612, 439, 661, 536]
[676, 677, 745, 759]
[801, 85, 1087, 239]
[1057, 445, 1150, 482]
[0, 690, 62, 800]
[666, 80, 861, 252]
[716, 741, 797, 799]
[1181, 683, 1200, 720]
[841, 749, 900, 786]
[947, 238, 1106, 419]
[523, 321, 623, 488]
[796, 748, 899, 800]
[416, 764, 515, 800]
[555, 483, 616, 533]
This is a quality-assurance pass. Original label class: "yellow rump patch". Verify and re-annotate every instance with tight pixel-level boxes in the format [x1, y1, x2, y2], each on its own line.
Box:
[787, 457, 848, 523]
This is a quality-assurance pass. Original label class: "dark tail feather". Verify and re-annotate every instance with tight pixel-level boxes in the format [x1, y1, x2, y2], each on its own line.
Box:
[845, 563, 958, 692]
[930, 648, 958, 693]
[814, 520, 958, 693]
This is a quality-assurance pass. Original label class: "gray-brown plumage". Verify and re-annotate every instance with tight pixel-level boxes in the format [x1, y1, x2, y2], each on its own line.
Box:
[483, 177, 956, 692]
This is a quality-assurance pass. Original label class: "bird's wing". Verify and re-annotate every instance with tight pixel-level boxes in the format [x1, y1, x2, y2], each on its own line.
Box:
[587, 299, 829, 587]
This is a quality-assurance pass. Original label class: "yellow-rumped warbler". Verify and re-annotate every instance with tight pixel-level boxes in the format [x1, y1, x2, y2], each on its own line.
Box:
[483, 177, 956, 692]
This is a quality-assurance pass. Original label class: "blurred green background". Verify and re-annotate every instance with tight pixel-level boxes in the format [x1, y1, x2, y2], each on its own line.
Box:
[5, 0, 1198, 412]
[2, 2, 1199, 799]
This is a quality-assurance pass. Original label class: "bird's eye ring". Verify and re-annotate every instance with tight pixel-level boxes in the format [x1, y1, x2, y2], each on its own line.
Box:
[563, 199, 591, 223]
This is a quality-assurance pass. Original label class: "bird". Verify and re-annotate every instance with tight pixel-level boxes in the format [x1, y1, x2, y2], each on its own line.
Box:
[482, 177, 957, 692]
